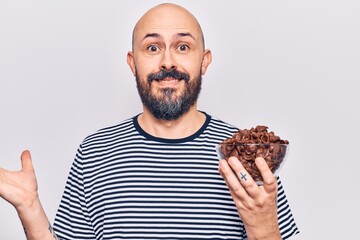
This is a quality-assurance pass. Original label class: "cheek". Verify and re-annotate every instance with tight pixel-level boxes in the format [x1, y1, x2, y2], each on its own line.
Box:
[134, 55, 160, 76]
[177, 55, 203, 74]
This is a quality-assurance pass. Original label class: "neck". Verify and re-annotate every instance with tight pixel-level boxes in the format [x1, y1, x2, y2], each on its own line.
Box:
[138, 105, 206, 139]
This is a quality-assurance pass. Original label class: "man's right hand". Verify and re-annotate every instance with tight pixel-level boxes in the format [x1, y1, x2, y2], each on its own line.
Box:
[0, 150, 38, 211]
[0, 151, 58, 239]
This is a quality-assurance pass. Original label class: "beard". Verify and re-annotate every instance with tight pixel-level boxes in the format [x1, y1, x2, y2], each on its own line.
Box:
[135, 68, 202, 121]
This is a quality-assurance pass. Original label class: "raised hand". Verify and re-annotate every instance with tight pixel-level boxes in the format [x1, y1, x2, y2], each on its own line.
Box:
[219, 156, 281, 240]
[0, 150, 38, 210]
[0, 151, 58, 239]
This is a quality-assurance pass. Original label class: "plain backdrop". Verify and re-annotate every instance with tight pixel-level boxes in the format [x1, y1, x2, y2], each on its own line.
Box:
[1, 0, 359, 239]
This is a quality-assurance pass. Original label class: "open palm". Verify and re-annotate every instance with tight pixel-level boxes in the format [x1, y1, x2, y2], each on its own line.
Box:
[0, 150, 38, 210]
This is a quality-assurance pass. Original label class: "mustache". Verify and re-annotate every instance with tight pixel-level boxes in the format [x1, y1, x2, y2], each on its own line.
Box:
[147, 69, 190, 83]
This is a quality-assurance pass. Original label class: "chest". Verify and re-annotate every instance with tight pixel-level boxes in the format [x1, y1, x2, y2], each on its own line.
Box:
[82, 145, 245, 239]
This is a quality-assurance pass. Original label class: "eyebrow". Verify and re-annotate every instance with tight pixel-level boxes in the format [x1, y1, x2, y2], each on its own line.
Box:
[142, 32, 196, 41]
[176, 32, 196, 41]
[143, 33, 162, 41]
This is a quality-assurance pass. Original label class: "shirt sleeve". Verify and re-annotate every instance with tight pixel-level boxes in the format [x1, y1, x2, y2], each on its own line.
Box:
[275, 177, 300, 239]
[53, 145, 98, 240]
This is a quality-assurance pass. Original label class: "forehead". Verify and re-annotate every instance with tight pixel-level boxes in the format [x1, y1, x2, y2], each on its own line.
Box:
[133, 5, 203, 44]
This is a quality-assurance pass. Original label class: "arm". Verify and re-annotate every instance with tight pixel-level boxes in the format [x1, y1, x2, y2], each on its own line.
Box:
[0, 150, 58, 239]
[219, 157, 281, 240]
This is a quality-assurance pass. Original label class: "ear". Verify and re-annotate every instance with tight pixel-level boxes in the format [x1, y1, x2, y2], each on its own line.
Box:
[201, 49, 212, 75]
[127, 51, 136, 76]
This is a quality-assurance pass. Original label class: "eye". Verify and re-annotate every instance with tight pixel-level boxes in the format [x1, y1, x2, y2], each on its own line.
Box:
[178, 44, 189, 52]
[147, 45, 159, 52]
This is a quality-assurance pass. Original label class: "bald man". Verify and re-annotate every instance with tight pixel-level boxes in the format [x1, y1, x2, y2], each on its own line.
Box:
[0, 3, 299, 240]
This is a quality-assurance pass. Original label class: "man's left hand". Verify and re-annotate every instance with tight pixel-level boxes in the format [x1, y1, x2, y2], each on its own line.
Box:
[219, 156, 281, 240]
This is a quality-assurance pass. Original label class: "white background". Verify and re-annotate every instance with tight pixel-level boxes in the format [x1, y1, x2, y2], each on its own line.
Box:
[1, 0, 359, 239]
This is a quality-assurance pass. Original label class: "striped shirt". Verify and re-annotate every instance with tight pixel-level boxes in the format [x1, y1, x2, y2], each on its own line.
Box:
[53, 112, 299, 239]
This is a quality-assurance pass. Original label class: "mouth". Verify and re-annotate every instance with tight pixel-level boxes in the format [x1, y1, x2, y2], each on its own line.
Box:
[154, 77, 183, 82]
[153, 77, 183, 87]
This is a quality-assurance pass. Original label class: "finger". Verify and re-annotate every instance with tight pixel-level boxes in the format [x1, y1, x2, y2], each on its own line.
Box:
[255, 157, 277, 192]
[219, 159, 251, 202]
[227, 157, 260, 198]
[21, 150, 34, 172]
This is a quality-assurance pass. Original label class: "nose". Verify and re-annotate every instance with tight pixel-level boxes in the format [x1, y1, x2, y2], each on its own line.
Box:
[160, 50, 177, 71]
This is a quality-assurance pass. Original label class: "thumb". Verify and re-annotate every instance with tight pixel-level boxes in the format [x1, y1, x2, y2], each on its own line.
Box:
[21, 150, 34, 172]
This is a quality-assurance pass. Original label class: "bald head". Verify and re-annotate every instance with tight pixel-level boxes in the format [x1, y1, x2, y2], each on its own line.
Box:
[132, 3, 205, 51]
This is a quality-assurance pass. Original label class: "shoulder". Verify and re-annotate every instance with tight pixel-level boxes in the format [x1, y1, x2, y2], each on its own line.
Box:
[80, 116, 137, 149]
[202, 113, 239, 140]
[207, 113, 239, 133]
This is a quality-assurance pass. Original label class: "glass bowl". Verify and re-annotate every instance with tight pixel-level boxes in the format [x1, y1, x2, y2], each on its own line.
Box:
[216, 143, 289, 185]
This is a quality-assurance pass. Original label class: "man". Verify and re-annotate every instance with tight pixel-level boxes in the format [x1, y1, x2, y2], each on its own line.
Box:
[0, 3, 299, 239]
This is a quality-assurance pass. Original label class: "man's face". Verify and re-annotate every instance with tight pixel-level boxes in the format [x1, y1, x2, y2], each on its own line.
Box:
[127, 4, 211, 120]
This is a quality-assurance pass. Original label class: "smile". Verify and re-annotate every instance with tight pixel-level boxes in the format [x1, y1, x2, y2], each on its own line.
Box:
[154, 78, 183, 87]
[155, 77, 183, 82]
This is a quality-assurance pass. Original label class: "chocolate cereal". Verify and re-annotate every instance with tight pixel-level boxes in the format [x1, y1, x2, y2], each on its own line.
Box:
[219, 125, 289, 182]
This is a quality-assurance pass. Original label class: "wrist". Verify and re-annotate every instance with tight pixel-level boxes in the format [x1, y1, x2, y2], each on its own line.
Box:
[246, 224, 281, 240]
[16, 192, 46, 229]
[16, 191, 41, 218]
[16, 194, 53, 239]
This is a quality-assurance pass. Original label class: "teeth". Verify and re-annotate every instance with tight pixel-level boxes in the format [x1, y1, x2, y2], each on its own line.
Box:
[161, 78, 177, 81]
